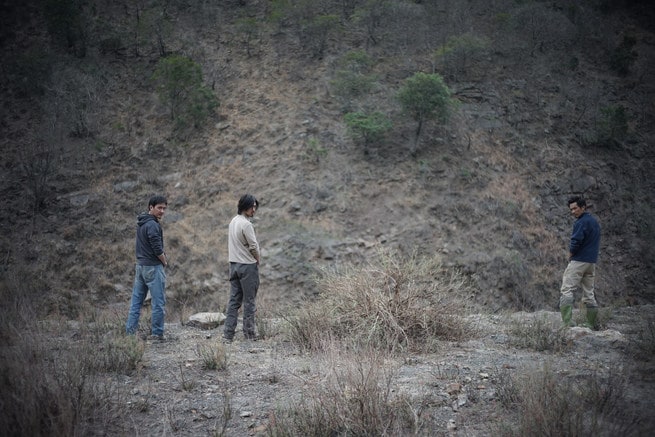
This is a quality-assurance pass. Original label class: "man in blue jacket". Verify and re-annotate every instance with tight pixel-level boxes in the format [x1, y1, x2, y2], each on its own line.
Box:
[559, 196, 601, 329]
[126, 195, 169, 340]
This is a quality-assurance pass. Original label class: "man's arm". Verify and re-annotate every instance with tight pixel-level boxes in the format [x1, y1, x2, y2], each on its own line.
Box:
[569, 220, 586, 258]
[243, 223, 260, 264]
[147, 222, 167, 266]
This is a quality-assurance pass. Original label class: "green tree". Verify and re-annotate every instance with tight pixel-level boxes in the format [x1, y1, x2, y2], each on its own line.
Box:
[397, 72, 452, 153]
[344, 111, 392, 152]
[152, 55, 218, 131]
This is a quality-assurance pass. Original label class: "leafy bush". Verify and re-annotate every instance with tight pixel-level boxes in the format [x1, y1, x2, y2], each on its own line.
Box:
[330, 50, 378, 111]
[397, 72, 452, 152]
[284, 251, 475, 353]
[331, 70, 376, 105]
[152, 55, 218, 131]
[343, 111, 392, 149]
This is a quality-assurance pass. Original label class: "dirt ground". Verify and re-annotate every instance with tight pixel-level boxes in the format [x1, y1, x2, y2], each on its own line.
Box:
[105, 304, 655, 436]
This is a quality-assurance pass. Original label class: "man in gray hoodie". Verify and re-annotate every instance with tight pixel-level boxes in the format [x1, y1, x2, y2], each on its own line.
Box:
[126, 195, 169, 340]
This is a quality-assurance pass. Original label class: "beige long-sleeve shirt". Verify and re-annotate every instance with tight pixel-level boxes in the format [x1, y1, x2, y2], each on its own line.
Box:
[228, 214, 260, 264]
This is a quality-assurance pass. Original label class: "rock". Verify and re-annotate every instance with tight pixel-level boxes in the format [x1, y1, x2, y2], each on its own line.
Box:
[187, 312, 227, 330]
[113, 180, 139, 192]
[446, 383, 462, 395]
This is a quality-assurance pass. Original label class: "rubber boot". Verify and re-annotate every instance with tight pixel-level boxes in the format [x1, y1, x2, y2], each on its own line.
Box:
[560, 305, 573, 327]
[584, 307, 598, 330]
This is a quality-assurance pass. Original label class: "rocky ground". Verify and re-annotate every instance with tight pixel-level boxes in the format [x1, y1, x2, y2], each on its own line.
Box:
[104, 304, 655, 436]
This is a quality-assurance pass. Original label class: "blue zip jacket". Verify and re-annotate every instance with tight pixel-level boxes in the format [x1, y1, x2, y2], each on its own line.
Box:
[570, 212, 600, 263]
[135, 213, 164, 266]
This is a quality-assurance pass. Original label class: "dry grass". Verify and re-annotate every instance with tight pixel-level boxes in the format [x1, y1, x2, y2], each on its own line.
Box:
[0, 270, 141, 435]
[269, 341, 418, 436]
[507, 313, 569, 352]
[494, 363, 642, 436]
[196, 341, 229, 371]
[284, 250, 477, 353]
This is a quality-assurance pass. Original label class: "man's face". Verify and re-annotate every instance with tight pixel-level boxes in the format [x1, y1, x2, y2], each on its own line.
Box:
[149, 203, 167, 220]
[244, 204, 257, 218]
[569, 202, 585, 218]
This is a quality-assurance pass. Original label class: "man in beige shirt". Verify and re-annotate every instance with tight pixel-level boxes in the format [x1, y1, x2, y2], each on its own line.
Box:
[223, 194, 260, 342]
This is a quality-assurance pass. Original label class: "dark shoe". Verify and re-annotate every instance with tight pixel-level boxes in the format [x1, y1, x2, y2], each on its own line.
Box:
[147, 334, 166, 342]
[221, 337, 233, 344]
[244, 333, 260, 341]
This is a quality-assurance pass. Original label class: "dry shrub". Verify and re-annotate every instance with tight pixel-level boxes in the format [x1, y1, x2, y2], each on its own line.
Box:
[269, 342, 418, 436]
[630, 318, 655, 361]
[0, 324, 134, 435]
[507, 313, 569, 352]
[495, 363, 642, 436]
[196, 341, 229, 371]
[285, 250, 476, 353]
[0, 271, 137, 435]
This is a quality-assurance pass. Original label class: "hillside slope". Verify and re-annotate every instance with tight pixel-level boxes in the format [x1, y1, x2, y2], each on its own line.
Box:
[0, 0, 654, 319]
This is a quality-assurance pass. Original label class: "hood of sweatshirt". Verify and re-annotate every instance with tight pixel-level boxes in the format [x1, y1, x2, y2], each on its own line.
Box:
[137, 213, 158, 227]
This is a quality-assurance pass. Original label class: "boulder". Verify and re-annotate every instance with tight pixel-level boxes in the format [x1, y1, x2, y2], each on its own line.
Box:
[187, 312, 227, 330]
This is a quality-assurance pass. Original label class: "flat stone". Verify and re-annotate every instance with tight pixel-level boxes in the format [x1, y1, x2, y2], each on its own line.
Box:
[187, 312, 227, 330]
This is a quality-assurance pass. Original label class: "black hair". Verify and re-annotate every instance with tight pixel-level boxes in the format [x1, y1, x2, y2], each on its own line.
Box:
[148, 195, 168, 208]
[237, 194, 258, 214]
[567, 196, 586, 208]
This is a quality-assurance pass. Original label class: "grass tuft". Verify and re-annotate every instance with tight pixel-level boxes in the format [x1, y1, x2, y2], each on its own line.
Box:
[494, 363, 641, 436]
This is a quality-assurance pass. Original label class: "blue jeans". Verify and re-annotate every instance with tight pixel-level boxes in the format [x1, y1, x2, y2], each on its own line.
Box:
[126, 264, 166, 336]
[224, 262, 259, 340]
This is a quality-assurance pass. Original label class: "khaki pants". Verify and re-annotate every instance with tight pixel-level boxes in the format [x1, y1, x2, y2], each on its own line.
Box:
[559, 260, 598, 308]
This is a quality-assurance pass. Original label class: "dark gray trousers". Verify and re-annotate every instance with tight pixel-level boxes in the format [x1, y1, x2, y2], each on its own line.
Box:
[224, 262, 259, 339]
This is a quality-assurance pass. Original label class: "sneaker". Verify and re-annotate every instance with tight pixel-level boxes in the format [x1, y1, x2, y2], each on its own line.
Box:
[244, 334, 260, 341]
[221, 337, 233, 344]
[147, 334, 166, 342]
